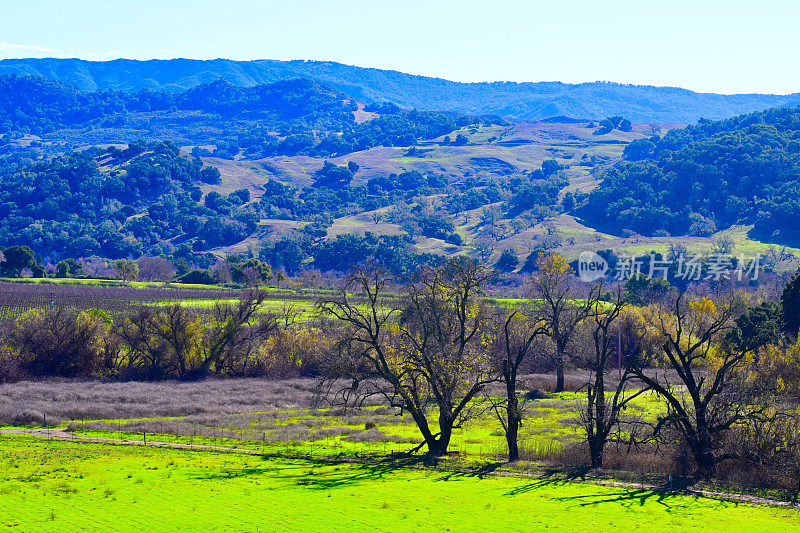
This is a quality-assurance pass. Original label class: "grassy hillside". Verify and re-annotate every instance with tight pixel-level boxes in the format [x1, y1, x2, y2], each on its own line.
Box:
[3, 58, 800, 123]
[208, 121, 635, 262]
[204, 120, 799, 272]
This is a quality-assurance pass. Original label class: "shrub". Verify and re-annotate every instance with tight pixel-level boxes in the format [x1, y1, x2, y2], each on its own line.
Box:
[11, 307, 112, 378]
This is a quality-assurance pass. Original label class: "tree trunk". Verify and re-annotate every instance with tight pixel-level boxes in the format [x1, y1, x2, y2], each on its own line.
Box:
[694, 446, 716, 479]
[555, 352, 565, 392]
[587, 371, 607, 468]
[506, 392, 521, 462]
[406, 402, 438, 456]
[428, 413, 453, 456]
[506, 422, 520, 462]
[692, 430, 717, 479]
[429, 435, 452, 456]
[692, 408, 717, 479]
[589, 438, 604, 469]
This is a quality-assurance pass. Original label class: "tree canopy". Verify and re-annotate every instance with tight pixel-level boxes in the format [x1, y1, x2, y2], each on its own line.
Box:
[584, 107, 800, 244]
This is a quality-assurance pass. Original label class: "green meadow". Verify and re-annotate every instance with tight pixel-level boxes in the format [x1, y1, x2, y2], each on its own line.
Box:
[0, 435, 796, 532]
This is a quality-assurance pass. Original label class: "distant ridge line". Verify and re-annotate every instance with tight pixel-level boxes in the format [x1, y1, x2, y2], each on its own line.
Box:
[2, 57, 799, 123]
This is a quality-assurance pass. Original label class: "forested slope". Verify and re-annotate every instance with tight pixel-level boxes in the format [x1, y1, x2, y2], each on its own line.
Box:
[583, 107, 800, 245]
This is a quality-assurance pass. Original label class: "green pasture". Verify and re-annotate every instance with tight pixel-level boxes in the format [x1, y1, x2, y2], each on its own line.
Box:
[149, 297, 318, 318]
[0, 277, 222, 290]
[0, 435, 796, 532]
[0, 277, 338, 294]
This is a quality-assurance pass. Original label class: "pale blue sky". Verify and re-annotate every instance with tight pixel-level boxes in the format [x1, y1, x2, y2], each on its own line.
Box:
[1, 0, 798, 94]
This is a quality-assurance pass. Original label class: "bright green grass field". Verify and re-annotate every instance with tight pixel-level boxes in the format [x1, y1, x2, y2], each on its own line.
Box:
[0, 436, 797, 532]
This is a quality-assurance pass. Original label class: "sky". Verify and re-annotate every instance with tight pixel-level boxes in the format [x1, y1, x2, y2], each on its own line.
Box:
[1, 0, 798, 94]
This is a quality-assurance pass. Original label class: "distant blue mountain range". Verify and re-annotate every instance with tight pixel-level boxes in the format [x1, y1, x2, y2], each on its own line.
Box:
[1, 57, 799, 123]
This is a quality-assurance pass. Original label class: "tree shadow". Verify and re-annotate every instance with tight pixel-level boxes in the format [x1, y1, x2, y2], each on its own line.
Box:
[505, 478, 563, 495]
[539, 465, 593, 482]
[430, 462, 505, 482]
[190, 451, 720, 511]
[550, 487, 699, 511]
[191, 452, 430, 490]
[504, 479, 705, 511]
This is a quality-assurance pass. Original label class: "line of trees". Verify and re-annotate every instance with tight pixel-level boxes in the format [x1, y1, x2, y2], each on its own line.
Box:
[317, 254, 800, 486]
[0, 291, 330, 382]
[2, 252, 800, 487]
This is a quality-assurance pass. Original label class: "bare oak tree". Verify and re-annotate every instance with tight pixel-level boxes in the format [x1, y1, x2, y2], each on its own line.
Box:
[199, 290, 276, 377]
[319, 258, 495, 456]
[117, 305, 201, 379]
[579, 288, 649, 468]
[529, 253, 598, 392]
[632, 291, 764, 478]
[494, 309, 548, 461]
[12, 306, 112, 377]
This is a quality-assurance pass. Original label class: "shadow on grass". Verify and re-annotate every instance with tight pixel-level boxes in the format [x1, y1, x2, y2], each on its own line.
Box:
[539, 465, 593, 481]
[431, 461, 505, 482]
[191, 452, 432, 490]
[190, 450, 716, 510]
[550, 487, 701, 511]
[505, 473, 710, 512]
[504, 478, 562, 495]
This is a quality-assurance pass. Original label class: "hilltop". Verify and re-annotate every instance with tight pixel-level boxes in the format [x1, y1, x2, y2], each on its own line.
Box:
[582, 106, 800, 246]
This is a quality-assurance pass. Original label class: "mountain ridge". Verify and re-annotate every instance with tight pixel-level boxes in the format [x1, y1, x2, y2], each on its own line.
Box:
[3, 57, 800, 123]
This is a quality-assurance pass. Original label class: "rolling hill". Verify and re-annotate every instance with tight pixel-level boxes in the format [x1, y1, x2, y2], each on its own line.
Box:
[0, 75, 496, 156]
[582, 106, 800, 247]
[2, 58, 800, 123]
[2, 68, 799, 276]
